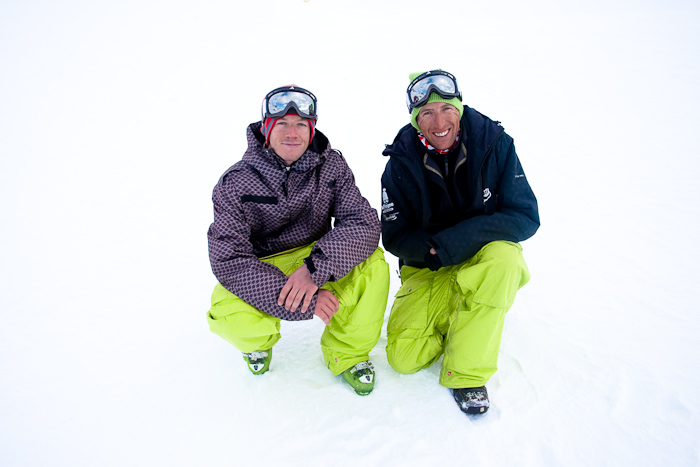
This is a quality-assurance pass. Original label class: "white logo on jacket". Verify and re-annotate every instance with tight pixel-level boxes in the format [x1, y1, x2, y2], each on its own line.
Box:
[483, 188, 492, 204]
[382, 188, 398, 221]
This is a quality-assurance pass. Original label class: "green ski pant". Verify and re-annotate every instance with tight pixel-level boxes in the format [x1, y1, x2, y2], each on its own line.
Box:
[386, 241, 531, 388]
[207, 245, 390, 376]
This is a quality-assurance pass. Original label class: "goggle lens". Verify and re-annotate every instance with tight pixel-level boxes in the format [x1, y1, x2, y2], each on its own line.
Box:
[406, 71, 462, 112]
[264, 88, 317, 119]
[409, 75, 457, 104]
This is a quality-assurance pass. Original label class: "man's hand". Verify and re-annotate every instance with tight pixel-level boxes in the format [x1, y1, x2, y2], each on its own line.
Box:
[278, 264, 318, 313]
[424, 247, 442, 271]
[314, 289, 339, 325]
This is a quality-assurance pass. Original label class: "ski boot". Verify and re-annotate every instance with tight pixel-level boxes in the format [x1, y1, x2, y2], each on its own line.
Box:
[242, 349, 272, 375]
[453, 386, 490, 414]
[341, 361, 375, 396]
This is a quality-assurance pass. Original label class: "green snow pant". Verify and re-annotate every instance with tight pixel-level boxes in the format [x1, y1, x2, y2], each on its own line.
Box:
[386, 241, 531, 388]
[207, 245, 390, 376]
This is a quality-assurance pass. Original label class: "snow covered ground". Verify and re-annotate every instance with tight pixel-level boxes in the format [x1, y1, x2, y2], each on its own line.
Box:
[2, 0, 699, 465]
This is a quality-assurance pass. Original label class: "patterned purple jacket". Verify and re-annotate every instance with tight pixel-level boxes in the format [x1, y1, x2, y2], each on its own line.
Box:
[208, 122, 381, 321]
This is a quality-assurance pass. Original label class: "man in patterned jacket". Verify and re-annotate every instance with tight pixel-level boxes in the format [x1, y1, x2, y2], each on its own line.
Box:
[207, 85, 389, 395]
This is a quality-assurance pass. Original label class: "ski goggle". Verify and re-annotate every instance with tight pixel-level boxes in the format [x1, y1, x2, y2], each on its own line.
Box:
[261, 86, 318, 121]
[405, 70, 462, 113]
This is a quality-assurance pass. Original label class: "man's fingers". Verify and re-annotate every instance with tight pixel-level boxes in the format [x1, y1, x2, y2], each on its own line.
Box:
[291, 291, 305, 312]
[300, 290, 314, 313]
[285, 288, 300, 311]
[319, 307, 331, 325]
[278, 282, 292, 306]
[314, 300, 332, 325]
[327, 304, 338, 319]
[280, 266, 318, 312]
[289, 284, 315, 312]
[318, 289, 339, 311]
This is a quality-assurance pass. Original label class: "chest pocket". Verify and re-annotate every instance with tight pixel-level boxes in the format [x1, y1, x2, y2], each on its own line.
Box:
[241, 195, 278, 204]
[240, 194, 284, 235]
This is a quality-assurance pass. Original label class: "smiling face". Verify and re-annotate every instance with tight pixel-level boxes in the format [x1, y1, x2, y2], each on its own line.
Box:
[268, 114, 311, 165]
[416, 102, 461, 150]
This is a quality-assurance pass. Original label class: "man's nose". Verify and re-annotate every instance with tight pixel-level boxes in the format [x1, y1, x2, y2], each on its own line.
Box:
[434, 112, 446, 127]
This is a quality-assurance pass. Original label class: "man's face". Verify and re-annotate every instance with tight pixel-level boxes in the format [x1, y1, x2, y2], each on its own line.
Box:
[269, 114, 311, 165]
[416, 102, 461, 150]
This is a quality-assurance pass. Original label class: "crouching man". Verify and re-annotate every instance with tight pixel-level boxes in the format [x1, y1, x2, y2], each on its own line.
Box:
[381, 70, 539, 412]
[207, 85, 389, 395]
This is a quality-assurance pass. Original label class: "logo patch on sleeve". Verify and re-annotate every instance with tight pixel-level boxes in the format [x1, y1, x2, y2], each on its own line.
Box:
[382, 188, 398, 221]
[483, 188, 491, 204]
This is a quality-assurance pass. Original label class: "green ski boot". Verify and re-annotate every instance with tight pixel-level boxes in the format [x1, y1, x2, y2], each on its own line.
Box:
[341, 361, 375, 396]
[242, 349, 272, 375]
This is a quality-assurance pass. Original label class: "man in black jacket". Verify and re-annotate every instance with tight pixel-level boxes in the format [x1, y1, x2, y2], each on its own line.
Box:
[381, 70, 539, 414]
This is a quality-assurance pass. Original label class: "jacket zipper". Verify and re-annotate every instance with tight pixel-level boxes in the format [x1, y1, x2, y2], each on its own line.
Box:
[281, 166, 290, 197]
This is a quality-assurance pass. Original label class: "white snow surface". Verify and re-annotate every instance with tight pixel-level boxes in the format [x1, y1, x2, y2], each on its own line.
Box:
[2, 1, 699, 466]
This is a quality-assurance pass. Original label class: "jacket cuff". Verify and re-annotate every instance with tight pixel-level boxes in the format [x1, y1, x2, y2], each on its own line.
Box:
[424, 251, 442, 271]
[305, 254, 332, 287]
[303, 255, 317, 274]
[424, 239, 444, 271]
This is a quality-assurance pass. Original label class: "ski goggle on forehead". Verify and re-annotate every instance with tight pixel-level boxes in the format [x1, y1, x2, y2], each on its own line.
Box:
[405, 70, 462, 113]
[261, 86, 318, 121]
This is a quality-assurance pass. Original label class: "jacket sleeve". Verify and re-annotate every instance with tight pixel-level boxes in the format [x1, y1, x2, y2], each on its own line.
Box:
[380, 160, 432, 263]
[429, 135, 540, 268]
[305, 153, 381, 287]
[208, 174, 315, 321]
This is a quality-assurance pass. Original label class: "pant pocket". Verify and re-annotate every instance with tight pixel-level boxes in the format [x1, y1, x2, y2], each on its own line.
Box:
[387, 274, 432, 332]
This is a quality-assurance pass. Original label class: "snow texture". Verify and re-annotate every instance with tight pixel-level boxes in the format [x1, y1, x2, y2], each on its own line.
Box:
[1, 1, 699, 466]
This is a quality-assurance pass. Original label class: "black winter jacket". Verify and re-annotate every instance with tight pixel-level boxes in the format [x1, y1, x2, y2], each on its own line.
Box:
[380, 105, 539, 270]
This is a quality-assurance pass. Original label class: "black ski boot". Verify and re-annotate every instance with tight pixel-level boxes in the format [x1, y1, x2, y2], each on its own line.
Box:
[453, 386, 490, 414]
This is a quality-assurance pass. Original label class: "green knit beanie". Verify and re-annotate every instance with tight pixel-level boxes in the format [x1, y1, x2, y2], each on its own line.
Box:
[409, 70, 464, 130]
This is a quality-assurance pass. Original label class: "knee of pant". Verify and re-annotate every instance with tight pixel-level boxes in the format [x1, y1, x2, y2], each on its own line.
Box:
[208, 298, 280, 338]
[480, 241, 521, 260]
[356, 248, 390, 286]
[477, 241, 528, 277]
[386, 337, 440, 374]
[387, 343, 423, 374]
[455, 242, 530, 303]
[329, 248, 390, 310]
[208, 310, 280, 351]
